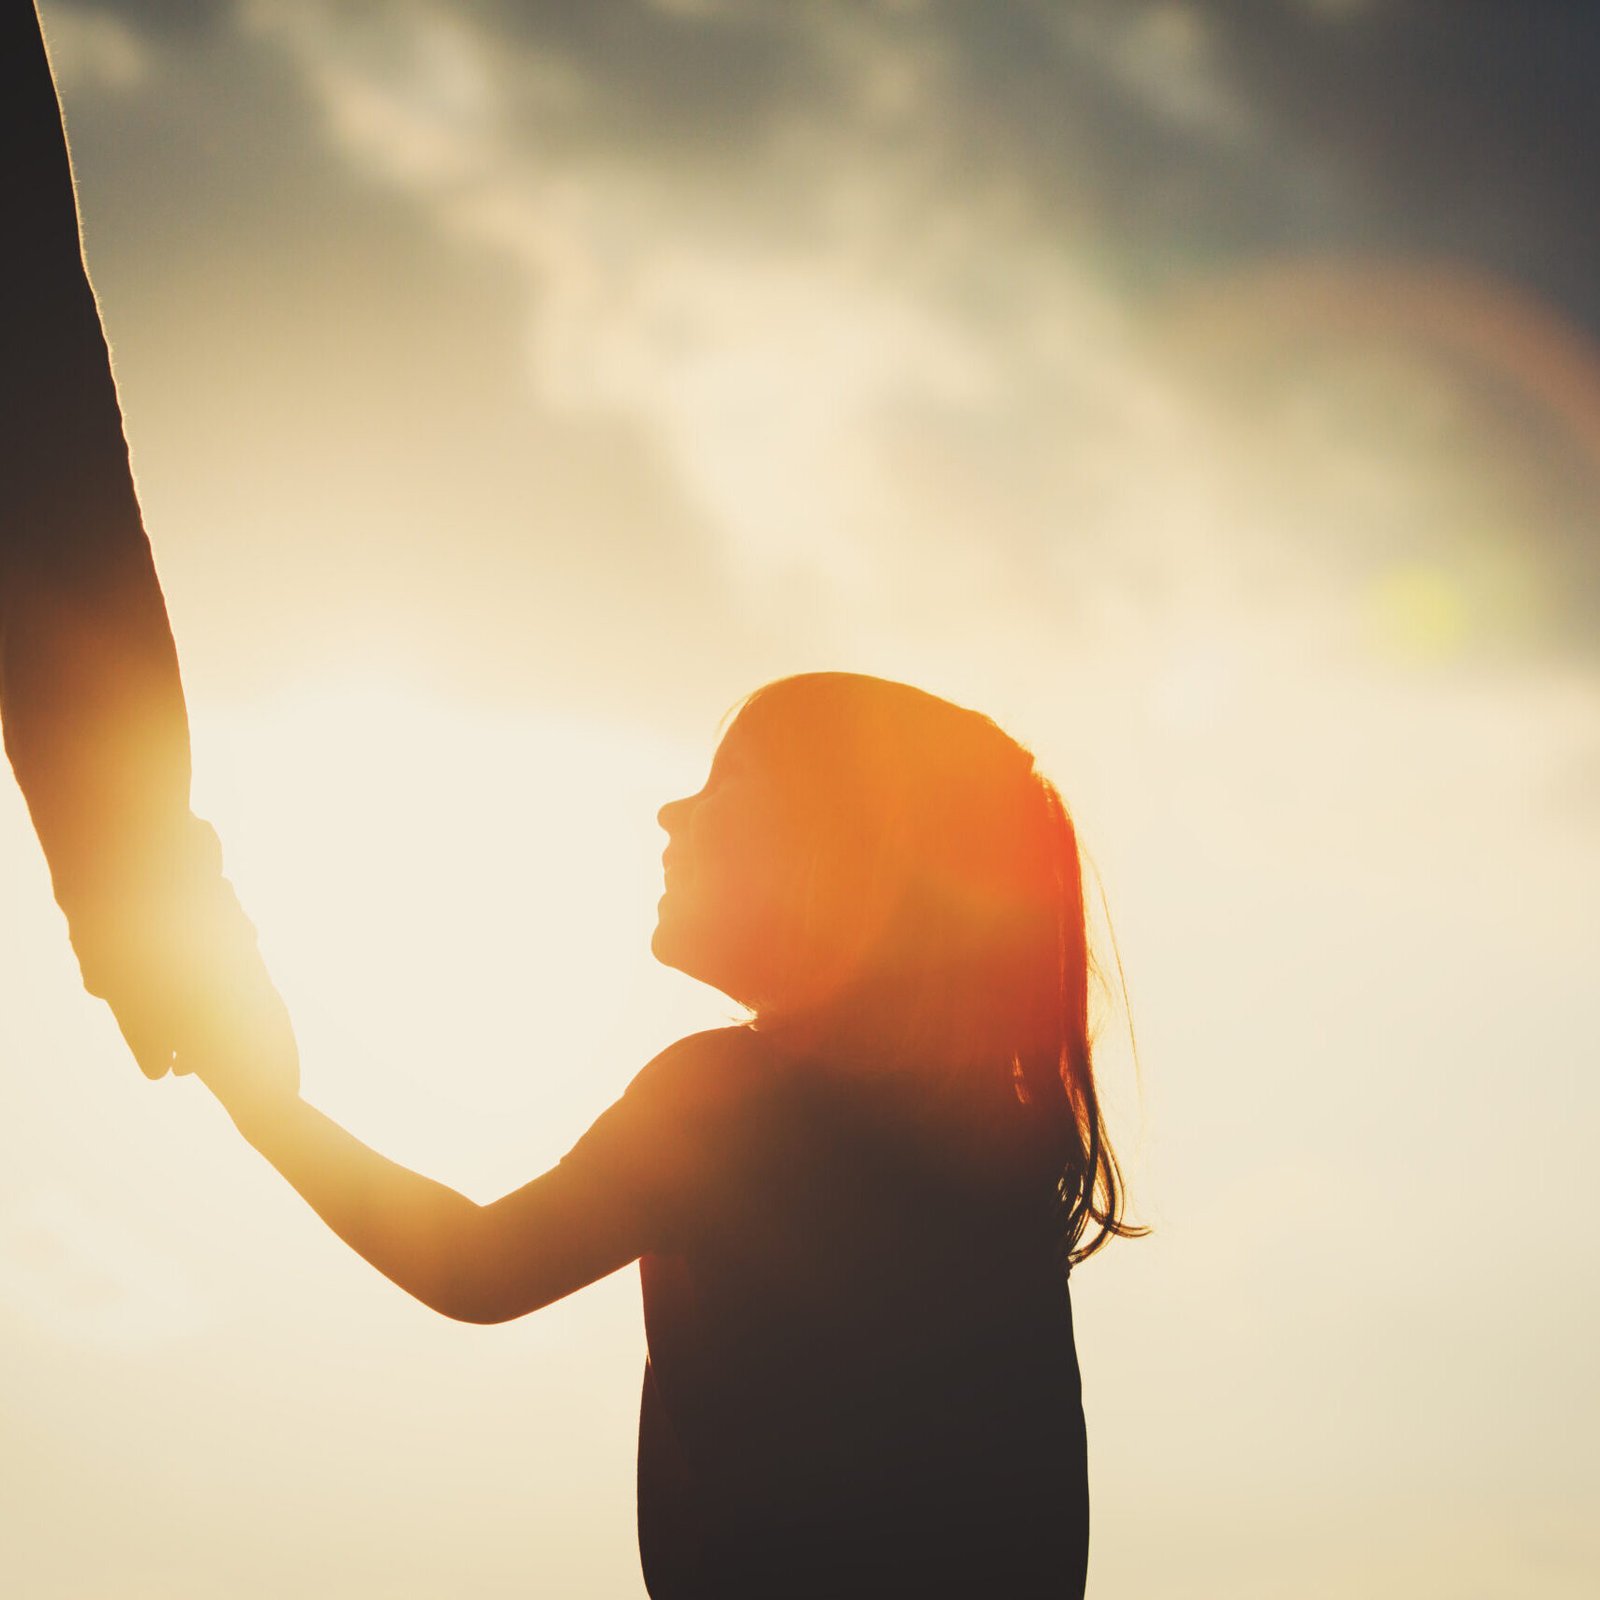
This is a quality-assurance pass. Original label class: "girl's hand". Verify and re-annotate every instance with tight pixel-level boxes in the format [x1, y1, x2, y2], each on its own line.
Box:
[180, 938, 301, 1129]
[184, 973, 301, 1132]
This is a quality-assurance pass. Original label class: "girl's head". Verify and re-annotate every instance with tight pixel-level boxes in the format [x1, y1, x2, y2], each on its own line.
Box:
[654, 671, 1139, 1264]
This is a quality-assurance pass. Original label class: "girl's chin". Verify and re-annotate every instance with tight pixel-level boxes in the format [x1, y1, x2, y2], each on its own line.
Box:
[650, 915, 749, 1000]
[649, 907, 701, 972]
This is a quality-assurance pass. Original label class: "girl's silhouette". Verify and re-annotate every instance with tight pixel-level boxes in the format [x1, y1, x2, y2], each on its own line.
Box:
[203, 671, 1141, 1598]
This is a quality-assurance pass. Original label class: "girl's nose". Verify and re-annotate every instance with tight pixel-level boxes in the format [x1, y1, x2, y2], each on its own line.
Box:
[658, 795, 692, 834]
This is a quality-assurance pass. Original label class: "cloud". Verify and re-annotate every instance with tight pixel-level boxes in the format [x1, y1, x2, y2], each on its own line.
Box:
[39, 0, 1590, 693]
[40, 1, 152, 90]
[234, 0, 1600, 683]
[50, 0, 231, 38]
[1050, 1, 1256, 144]
[233, 3, 1191, 620]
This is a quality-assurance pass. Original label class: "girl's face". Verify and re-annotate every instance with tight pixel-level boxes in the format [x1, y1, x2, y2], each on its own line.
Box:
[652, 718, 810, 1008]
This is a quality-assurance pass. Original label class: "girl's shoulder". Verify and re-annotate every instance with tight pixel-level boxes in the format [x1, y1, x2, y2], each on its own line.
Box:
[622, 1024, 775, 1119]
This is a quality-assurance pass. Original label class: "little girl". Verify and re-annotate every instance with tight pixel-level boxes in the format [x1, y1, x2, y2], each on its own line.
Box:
[201, 670, 1141, 1598]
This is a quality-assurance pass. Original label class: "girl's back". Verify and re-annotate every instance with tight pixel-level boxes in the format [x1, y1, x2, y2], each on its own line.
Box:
[559, 1025, 1091, 1598]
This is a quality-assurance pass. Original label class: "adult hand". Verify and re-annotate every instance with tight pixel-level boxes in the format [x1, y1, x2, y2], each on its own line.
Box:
[68, 818, 300, 1108]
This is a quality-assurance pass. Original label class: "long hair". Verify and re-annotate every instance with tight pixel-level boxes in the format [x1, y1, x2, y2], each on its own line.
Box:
[727, 672, 1144, 1268]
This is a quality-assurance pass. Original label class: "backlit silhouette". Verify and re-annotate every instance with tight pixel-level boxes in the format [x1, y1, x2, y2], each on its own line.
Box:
[204, 673, 1141, 1599]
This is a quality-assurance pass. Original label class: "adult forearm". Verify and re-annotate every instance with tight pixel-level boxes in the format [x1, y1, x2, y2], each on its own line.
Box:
[2, 0, 194, 932]
[0, 0, 195, 891]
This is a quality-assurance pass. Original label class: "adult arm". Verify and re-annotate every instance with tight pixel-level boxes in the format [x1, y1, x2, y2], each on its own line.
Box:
[0, 1, 295, 1088]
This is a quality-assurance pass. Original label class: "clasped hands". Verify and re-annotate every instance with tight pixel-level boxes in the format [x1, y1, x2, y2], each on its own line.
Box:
[66, 819, 300, 1121]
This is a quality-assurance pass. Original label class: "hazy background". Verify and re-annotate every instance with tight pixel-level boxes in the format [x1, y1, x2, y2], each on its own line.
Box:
[5, 2, 1598, 1594]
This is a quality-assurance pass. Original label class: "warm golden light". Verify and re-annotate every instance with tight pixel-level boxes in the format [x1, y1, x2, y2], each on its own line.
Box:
[190, 676, 735, 1181]
[7, 3, 1598, 1596]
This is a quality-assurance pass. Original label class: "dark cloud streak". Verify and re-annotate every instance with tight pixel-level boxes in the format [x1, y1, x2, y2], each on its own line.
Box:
[69, 0, 1600, 328]
[1210, 0, 1600, 334]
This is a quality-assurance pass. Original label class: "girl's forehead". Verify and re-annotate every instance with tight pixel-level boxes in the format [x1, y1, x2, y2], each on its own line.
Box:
[715, 683, 896, 780]
[716, 710, 784, 771]
[711, 696, 825, 784]
[716, 698, 788, 758]
[707, 712, 764, 773]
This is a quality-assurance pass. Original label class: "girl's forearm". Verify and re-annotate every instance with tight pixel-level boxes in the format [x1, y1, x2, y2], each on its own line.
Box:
[221, 1089, 499, 1322]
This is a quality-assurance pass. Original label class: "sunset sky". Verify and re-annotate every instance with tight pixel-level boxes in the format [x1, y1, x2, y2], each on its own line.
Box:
[4, 2, 1599, 1595]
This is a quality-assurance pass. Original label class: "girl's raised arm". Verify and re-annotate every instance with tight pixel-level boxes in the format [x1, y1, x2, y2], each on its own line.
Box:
[209, 1080, 646, 1324]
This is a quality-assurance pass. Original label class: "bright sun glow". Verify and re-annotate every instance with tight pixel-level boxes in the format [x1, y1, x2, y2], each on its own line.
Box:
[188, 676, 734, 1193]
[12, 5, 1600, 1595]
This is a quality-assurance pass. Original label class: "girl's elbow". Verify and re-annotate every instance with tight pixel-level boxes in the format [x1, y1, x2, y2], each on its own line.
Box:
[441, 1282, 564, 1324]
[445, 1295, 521, 1326]
[430, 1275, 547, 1325]
[417, 1277, 513, 1325]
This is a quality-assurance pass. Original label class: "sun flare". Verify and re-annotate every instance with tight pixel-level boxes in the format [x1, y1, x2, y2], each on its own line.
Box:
[187, 676, 733, 1191]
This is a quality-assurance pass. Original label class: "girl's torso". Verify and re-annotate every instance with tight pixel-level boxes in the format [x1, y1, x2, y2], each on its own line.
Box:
[631, 1035, 1090, 1598]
